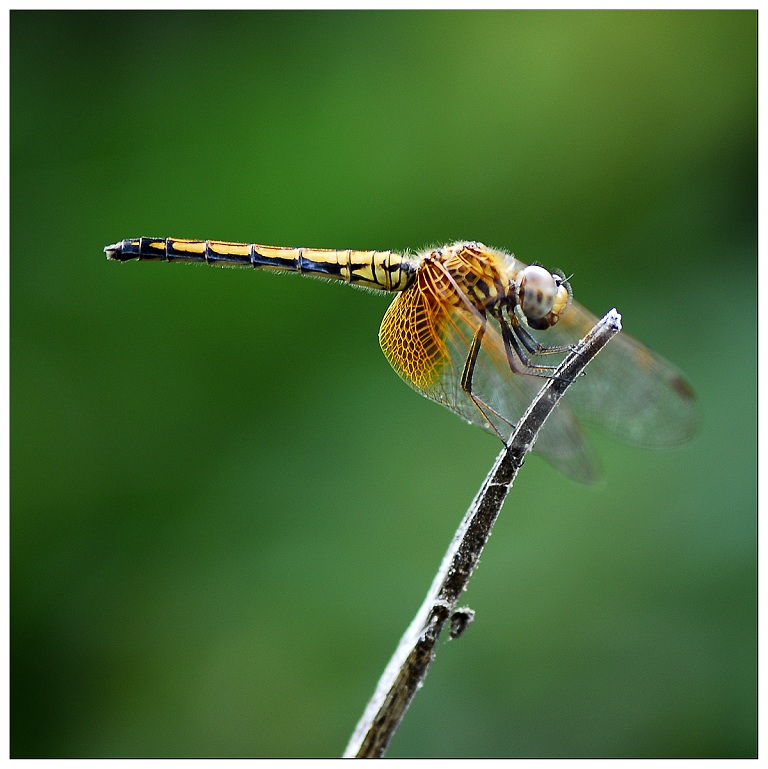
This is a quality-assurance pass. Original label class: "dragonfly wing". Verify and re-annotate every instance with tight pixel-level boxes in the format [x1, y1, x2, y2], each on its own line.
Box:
[379, 269, 601, 482]
[378, 278, 477, 425]
[535, 300, 699, 446]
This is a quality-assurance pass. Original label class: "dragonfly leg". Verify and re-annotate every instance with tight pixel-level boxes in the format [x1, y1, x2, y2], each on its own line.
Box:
[497, 314, 559, 377]
[460, 317, 515, 443]
[498, 314, 578, 385]
[511, 306, 573, 355]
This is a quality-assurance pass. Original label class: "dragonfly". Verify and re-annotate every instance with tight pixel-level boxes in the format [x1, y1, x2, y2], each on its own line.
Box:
[105, 237, 698, 482]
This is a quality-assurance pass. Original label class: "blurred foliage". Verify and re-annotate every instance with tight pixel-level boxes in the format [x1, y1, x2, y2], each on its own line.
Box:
[11, 9, 755, 758]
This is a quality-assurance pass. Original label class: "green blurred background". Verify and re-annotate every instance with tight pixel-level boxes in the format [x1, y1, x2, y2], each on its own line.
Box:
[11, 10, 755, 758]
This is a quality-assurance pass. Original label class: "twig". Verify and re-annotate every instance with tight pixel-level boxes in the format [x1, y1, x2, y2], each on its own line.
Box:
[343, 308, 622, 758]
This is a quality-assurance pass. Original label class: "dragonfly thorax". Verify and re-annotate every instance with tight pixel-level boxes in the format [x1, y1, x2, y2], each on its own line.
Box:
[424, 242, 510, 310]
[424, 242, 571, 332]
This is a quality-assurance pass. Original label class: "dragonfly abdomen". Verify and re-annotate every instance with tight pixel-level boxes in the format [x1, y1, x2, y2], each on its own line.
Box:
[104, 237, 415, 292]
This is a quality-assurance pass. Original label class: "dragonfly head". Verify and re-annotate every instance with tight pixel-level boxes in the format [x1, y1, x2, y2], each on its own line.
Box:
[515, 265, 572, 330]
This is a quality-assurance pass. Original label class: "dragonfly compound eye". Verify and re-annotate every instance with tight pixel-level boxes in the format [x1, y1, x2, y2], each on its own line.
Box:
[516, 265, 558, 321]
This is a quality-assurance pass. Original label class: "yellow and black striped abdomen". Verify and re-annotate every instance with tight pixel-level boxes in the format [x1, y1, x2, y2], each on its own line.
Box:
[104, 237, 416, 292]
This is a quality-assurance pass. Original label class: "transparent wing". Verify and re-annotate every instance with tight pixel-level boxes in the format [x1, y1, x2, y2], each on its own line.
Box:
[529, 299, 699, 446]
[379, 263, 602, 482]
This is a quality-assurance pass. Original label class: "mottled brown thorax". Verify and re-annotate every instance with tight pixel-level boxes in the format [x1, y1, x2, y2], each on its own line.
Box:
[422, 242, 511, 312]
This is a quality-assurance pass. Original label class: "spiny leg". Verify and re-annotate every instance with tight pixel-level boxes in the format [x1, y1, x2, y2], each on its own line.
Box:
[507, 308, 585, 383]
[498, 313, 560, 377]
[498, 313, 578, 385]
[510, 306, 573, 355]
[460, 316, 515, 443]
